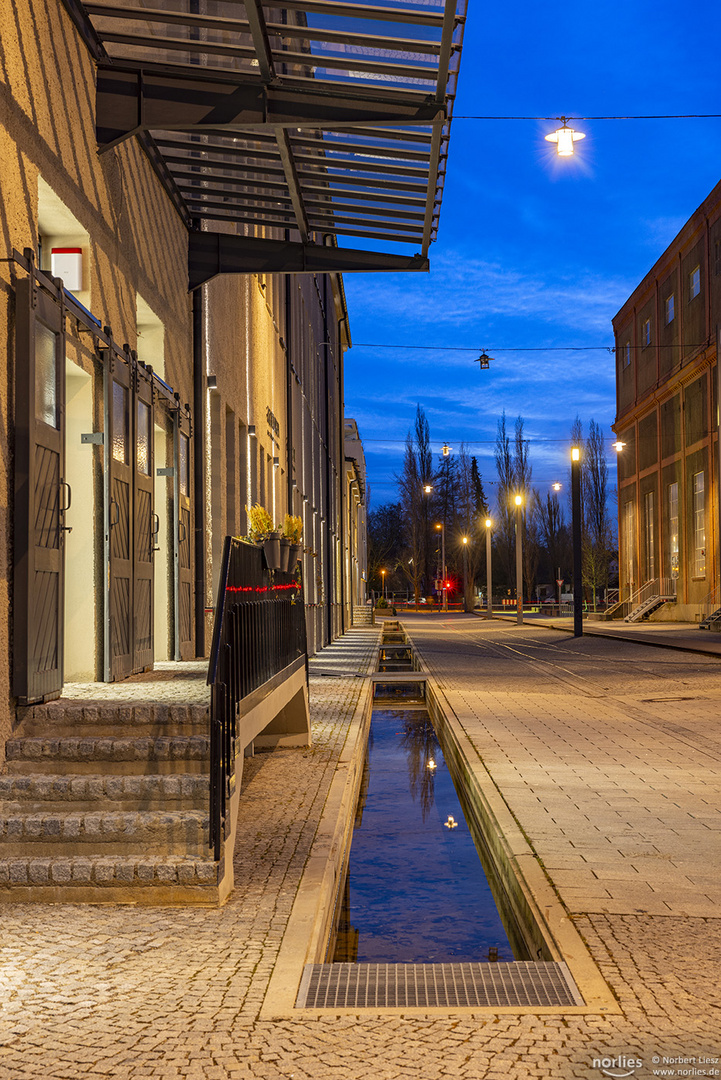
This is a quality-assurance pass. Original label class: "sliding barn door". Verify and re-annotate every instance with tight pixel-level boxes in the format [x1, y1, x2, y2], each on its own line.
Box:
[13, 279, 67, 702]
[104, 352, 156, 681]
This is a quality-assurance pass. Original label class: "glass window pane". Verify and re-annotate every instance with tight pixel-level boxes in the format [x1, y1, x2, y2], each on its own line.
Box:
[668, 482, 679, 578]
[35, 322, 58, 428]
[112, 380, 128, 464]
[137, 400, 150, 475]
[180, 433, 189, 496]
[693, 471, 705, 577]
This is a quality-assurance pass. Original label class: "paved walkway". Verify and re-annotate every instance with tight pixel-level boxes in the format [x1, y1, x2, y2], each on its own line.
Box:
[0, 619, 719, 1079]
[489, 611, 721, 658]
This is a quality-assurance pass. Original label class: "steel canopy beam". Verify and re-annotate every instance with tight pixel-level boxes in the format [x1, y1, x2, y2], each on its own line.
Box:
[96, 68, 446, 151]
[189, 232, 429, 290]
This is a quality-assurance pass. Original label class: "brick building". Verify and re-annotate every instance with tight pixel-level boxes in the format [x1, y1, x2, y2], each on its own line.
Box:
[613, 180, 721, 620]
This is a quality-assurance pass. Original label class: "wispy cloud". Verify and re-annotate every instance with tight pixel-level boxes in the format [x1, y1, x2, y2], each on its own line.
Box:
[345, 251, 634, 344]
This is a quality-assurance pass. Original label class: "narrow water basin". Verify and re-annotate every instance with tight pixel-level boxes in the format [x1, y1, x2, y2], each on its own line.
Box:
[333, 707, 522, 964]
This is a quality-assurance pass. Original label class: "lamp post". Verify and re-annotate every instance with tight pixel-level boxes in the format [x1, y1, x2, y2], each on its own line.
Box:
[423, 483, 432, 596]
[514, 494, 523, 625]
[436, 523, 447, 611]
[571, 447, 583, 637]
[485, 518, 493, 618]
[552, 483, 562, 611]
[381, 569, 386, 601]
[462, 536, 469, 612]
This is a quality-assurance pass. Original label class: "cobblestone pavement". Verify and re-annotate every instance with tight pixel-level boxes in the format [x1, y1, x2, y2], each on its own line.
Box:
[1, 620, 719, 1080]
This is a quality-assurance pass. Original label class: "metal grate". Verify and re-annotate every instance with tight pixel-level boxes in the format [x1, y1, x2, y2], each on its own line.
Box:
[373, 682, 425, 702]
[296, 962, 584, 1009]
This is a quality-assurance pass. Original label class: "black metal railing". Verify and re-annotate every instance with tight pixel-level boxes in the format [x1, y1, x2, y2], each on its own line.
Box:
[207, 537, 307, 859]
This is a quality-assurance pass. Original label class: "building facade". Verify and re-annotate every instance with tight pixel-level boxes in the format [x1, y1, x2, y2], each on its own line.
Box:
[612, 179, 721, 619]
[343, 419, 368, 612]
[0, 0, 369, 762]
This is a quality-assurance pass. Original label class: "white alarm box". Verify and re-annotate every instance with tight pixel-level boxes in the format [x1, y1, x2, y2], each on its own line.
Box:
[51, 247, 83, 291]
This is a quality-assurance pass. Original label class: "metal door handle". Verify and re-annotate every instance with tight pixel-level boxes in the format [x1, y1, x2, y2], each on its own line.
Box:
[178, 520, 187, 543]
[152, 512, 160, 552]
[60, 480, 72, 533]
[109, 499, 119, 527]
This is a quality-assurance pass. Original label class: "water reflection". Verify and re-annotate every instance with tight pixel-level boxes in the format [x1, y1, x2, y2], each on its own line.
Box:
[331, 707, 517, 964]
[399, 710, 438, 822]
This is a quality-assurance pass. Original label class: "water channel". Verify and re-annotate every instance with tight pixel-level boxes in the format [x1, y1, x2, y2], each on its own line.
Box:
[332, 703, 529, 964]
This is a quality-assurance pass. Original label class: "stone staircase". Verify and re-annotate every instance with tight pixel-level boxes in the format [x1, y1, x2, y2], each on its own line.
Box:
[352, 605, 373, 626]
[0, 698, 224, 903]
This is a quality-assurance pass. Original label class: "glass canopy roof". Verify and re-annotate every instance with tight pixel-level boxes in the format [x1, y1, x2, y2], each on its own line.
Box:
[71, 0, 467, 255]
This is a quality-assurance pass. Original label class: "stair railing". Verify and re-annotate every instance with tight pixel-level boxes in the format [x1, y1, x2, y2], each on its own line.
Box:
[697, 584, 720, 623]
[207, 538, 307, 860]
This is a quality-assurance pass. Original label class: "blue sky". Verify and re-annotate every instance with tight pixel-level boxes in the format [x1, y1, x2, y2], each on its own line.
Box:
[341, 0, 721, 508]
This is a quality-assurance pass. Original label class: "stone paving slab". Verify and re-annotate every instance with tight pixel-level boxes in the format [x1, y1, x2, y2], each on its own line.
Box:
[0, 621, 719, 1079]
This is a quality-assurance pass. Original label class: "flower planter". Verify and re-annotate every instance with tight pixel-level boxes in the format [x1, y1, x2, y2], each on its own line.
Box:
[263, 532, 282, 570]
[278, 537, 291, 573]
[288, 542, 303, 566]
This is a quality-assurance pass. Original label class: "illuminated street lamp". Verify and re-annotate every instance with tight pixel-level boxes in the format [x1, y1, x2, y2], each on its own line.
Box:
[485, 517, 493, 619]
[435, 523, 447, 611]
[462, 535, 469, 612]
[545, 117, 586, 157]
[381, 568, 386, 600]
[423, 484, 432, 494]
[552, 483, 562, 609]
[571, 447, 582, 637]
[613, 440, 625, 453]
[514, 494, 523, 625]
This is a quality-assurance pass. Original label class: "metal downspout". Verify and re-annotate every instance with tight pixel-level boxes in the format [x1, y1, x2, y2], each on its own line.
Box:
[285, 272, 294, 515]
[338, 315, 346, 633]
[193, 284, 206, 657]
[323, 275, 333, 645]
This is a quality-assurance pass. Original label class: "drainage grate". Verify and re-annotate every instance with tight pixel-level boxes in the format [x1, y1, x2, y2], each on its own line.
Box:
[373, 682, 425, 701]
[296, 962, 584, 1009]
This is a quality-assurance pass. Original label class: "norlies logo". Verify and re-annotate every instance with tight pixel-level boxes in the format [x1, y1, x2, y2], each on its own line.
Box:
[592, 1055, 644, 1078]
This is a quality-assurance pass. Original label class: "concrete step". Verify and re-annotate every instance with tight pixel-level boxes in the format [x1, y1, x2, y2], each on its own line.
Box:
[17, 702, 209, 737]
[0, 809, 209, 856]
[0, 773, 208, 811]
[0, 853, 218, 891]
[5, 735, 210, 775]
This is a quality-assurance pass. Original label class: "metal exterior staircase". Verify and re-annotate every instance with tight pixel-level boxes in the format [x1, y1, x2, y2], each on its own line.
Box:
[623, 578, 677, 623]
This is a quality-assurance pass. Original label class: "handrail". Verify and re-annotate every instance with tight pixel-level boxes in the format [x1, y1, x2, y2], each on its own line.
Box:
[207, 537, 307, 859]
[607, 577, 677, 620]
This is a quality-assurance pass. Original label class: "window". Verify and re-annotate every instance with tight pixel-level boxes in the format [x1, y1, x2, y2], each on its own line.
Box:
[622, 341, 631, 367]
[665, 294, 675, 324]
[644, 490, 655, 579]
[668, 482, 679, 578]
[623, 500, 636, 592]
[689, 264, 701, 300]
[112, 380, 128, 464]
[136, 400, 150, 475]
[179, 433, 189, 496]
[693, 471, 705, 577]
[35, 322, 58, 428]
[643, 319, 651, 347]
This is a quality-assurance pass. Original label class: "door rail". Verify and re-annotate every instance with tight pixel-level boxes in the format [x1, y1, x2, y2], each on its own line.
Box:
[207, 537, 307, 859]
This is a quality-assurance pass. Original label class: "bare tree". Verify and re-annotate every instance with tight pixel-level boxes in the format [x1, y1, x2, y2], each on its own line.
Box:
[584, 419, 613, 609]
[398, 415, 429, 606]
[537, 489, 568, 596]
[568, 416, 613, 609]
[457, 443, 487, 610]
[413, 406, 433, 591]
[494, 412, 516, 588]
